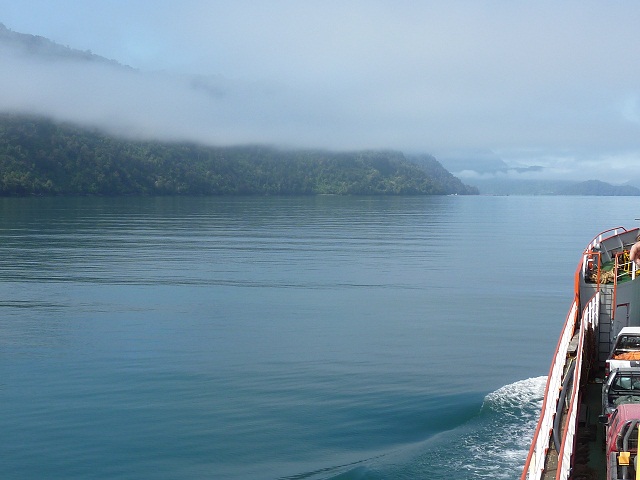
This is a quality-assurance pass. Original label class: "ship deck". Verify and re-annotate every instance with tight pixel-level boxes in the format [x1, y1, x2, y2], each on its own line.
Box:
[541, 379, 606, 480]
[575, 380, 606, 479]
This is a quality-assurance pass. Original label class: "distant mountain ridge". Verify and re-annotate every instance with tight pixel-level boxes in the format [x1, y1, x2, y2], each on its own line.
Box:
[0, 22, 130, 68]
[462, 177, 640, 196]
[437, 155, 640, 196]
[558, 179, 640, 196]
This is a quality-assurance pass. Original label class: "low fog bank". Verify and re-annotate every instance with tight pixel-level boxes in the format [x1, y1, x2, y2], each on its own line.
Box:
[0, 53, 304, 148]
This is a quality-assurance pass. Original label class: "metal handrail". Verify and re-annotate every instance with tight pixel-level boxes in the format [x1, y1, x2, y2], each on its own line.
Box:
[520, 299, 580, 479]
[520, 291, 599, 480]
[586, 227, 628, 251]
[556, 294, 598, 480]
[615, 251, 638, 282]
[582, 226, 630, 281]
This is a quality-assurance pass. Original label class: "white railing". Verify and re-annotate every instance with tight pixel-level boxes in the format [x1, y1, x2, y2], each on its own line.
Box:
[583, 291, 600, 330]
[521, 299, 580, 480]
[520, 293, 599, 480]
[557, 293, 599, 479]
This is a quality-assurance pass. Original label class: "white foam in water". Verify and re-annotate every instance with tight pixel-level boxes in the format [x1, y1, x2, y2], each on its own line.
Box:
[483, 376, 547, 413]
[462, 376, 547, 478]
[370, 377, 548, 479]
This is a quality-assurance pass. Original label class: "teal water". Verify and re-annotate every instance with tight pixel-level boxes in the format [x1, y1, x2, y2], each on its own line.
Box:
[1, 195, 639, 479]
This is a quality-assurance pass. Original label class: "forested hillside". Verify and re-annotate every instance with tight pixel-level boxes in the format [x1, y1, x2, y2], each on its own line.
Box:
[0, 115, 478, 196]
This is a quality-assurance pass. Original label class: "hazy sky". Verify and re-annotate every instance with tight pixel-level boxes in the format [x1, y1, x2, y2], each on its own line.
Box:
[1, 1, 640, 183]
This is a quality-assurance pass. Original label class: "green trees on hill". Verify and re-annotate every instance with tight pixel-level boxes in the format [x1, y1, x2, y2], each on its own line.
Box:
[0, 114, 478, 196]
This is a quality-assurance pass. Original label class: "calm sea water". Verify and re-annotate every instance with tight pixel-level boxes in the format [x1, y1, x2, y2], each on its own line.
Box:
[1, 195, 639, 479]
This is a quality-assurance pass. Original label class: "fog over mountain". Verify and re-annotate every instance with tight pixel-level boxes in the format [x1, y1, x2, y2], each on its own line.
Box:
[0, 23, 298, 147]
[1, 2, 640, 187]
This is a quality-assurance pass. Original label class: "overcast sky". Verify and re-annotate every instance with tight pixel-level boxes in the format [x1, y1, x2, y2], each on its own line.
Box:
[1, 1, 640, 183]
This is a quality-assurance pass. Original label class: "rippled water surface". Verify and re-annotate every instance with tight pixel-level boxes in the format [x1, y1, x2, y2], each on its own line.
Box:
[1, 195, 639, 479]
